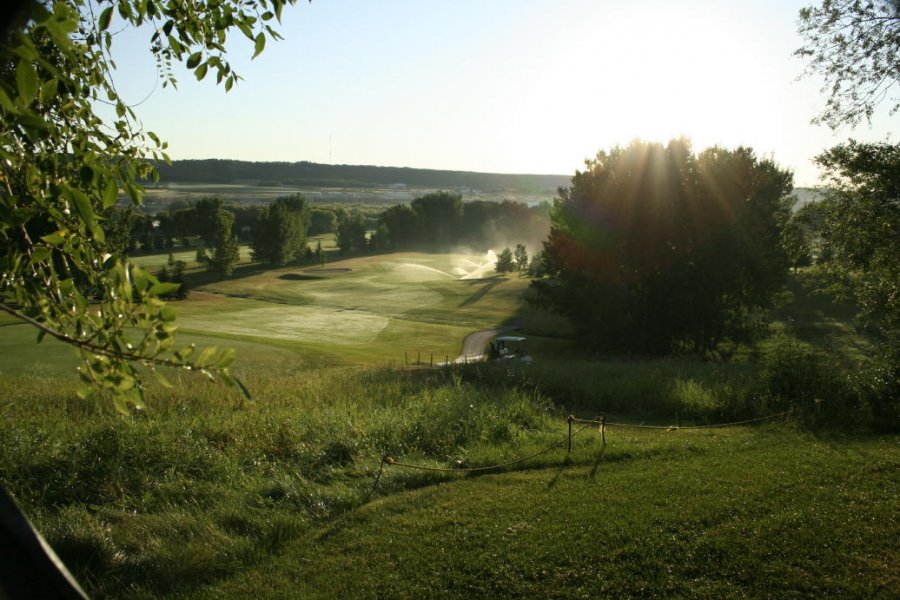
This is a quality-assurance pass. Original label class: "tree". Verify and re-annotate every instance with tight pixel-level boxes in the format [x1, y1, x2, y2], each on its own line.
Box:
[251, 194, 309, 266]
[495, 248, 515, 274]
[308, 208, 338, 235]
[514, 244, 529, 275]
[533, 139, 793, 355]
[0, 0, 301, 408]
[816, 141, 899, 337]
[796, 1, 900, 128]
[206, 210, 241, 279]
[335, 212, 368, 254]
[379, 203, 421, 248]
[410, 191, 463, 248]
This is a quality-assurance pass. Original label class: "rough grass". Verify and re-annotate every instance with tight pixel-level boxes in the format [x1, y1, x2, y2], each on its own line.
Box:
[1, 261, 896, 597]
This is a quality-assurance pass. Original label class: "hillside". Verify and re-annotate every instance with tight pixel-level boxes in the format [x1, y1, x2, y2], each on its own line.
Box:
[153, 159, 572, 194]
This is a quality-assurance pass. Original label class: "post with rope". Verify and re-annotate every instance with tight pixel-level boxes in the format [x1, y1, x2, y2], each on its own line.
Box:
[600, 414, 606, 447]
[567, 415, 574, 454]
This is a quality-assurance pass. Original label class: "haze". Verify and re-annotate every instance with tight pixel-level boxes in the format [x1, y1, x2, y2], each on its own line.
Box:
[108, 0, 896, 186]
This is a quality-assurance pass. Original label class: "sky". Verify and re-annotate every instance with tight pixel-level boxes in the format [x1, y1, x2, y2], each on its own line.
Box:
[106, 0, 896, 187]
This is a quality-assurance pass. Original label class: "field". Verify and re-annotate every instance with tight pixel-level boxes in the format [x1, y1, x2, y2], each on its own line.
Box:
[0, 251, 897, 598]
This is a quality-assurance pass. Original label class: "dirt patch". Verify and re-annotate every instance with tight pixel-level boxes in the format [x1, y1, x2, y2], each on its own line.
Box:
[279, 273, 324, 281]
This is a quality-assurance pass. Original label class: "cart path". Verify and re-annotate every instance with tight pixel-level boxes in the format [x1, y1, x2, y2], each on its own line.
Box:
[456, 321, 523, 363]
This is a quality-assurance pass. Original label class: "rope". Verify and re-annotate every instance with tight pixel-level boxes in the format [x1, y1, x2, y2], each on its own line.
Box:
[380, 422, 595, 475]
[570, 408, 794, 430]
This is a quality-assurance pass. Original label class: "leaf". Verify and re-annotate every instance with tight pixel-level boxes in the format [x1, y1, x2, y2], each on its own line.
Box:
[41, 231, 65, 245]
[99, 6, 113, 31]
[224, 75, 234, 92]
[39, 78, 58, 104]
[16, 59, 38, 105]
[220, 371, 252, 402]
[214, 347, 236, 369]
[102, 178, 118, 208]
[186, 51, 202, 69]
[196, 345, 219, 367]
[153, 370, 174, 389]
[194, 62, 208, 81]
[64, 185, 95, 232]
[28, 246, 51, 265]
[151, 283, 180, 299]
[253, 32, 266, 59]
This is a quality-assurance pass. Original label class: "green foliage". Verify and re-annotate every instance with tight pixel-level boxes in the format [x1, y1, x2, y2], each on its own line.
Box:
[494, 247, 515, 274]
[251, 194, 310, 266]
[205, 210, 240, 279]
[533, 139, 794, 355]
[335, 212, 368, 255]
[513, 243, 528, 275]
[156, 253, 188, 300]
[0, 0, 301, 406]
[409, 191, 463, 248]
[796, 0, 900, 128]
[815, 141, 900, 340]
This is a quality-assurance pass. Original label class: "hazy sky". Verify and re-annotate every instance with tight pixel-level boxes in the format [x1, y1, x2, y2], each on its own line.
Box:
[107, 0, 896, 187]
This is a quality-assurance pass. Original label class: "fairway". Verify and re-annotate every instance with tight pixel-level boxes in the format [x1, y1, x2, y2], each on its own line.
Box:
[0, 250, 558, 371]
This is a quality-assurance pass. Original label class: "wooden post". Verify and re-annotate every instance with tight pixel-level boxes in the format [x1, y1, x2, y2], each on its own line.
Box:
[430, 353, 433, 366]
[600, 415, 606, 447]
[417, 351, 421, 365]
[567, 415, 574, 453]
[405, 351, 408, 366]
[445, 354, 449, 366]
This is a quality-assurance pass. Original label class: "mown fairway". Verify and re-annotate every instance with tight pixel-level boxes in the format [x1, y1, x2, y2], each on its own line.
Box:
[0, 249, 565, 376]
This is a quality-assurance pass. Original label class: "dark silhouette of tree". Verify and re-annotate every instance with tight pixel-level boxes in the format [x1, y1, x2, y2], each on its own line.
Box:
[251, 194, 310, 266]
[796, 0, 900, 128]
[410, 191, 463, 248]
[197, 210, 240, 279]
[495, 248, 515, 274]
[336, 213, 368, 254]
[532, 139, 794, 355]
[514, 244, 529, 275]
[379, 204, 421, 248]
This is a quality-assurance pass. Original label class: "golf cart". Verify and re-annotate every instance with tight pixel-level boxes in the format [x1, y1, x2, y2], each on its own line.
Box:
[487, 336, 532, 363]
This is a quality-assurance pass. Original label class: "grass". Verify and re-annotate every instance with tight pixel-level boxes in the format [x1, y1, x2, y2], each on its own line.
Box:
[202, 428, 899, 599]
[0, 257, 896, 598]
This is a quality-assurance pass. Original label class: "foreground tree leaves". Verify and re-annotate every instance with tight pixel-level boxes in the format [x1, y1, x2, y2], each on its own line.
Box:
[0, 0, 303, 411]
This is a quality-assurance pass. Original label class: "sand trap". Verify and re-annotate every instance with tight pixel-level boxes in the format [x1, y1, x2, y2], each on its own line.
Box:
[279, 273, 324, 281]
[306, 267, 352, 273]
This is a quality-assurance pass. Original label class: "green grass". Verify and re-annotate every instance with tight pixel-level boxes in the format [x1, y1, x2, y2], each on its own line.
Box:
[202, 428, 899, 599]
[0, 260, 896, 598]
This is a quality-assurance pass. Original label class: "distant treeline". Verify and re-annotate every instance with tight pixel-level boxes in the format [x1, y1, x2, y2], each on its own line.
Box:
[152, 159, 570, 193]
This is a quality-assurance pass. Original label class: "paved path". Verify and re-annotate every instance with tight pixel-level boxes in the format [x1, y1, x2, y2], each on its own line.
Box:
[455, 321, 523, 363]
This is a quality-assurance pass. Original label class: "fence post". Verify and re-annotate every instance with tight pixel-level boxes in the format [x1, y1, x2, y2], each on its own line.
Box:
[567, 415, 574, 453]
[405, 351, 408, 366]
[430, 353, 433, 366]
[417, 351, 421, 365]
[600, 414, 606, 447]
[445, 354, 449, 366]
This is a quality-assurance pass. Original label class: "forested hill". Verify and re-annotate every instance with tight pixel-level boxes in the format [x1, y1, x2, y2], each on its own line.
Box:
[153, 159, 571, 193]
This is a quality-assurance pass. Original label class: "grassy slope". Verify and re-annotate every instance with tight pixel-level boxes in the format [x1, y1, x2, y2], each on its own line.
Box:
[203, 428, 899, 599]
[1, 256, 897, 598]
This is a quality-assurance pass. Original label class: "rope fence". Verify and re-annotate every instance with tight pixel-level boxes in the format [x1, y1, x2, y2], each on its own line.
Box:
[367, 408, 794, 499]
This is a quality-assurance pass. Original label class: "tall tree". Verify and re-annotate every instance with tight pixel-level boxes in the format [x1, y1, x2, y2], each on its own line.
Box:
[410, 191, 463, 248]
[796, 0, 900, 128]
[198, 210, 240, 279]
[495, 248, 515, 275]
[251, 194, 309, 266]
[335, 212, 368, 254]
[0, 0, 301, 405]
[514, 244, 529, 275]
[816, 141, 899, 339]
[533, 139, 793, 355]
